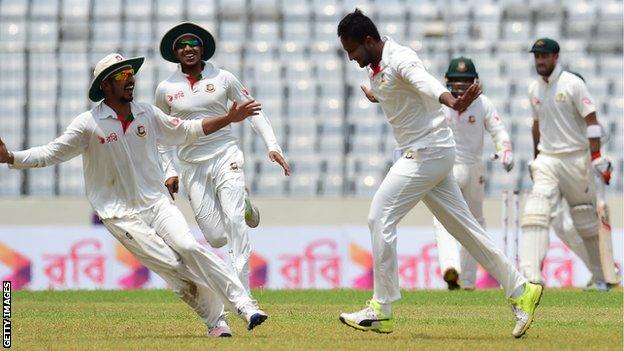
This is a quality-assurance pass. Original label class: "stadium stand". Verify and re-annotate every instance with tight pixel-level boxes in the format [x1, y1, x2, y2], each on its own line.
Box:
[0, 0, 621, 197]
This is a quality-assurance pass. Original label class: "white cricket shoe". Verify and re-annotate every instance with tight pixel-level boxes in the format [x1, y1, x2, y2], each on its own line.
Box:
[339, 300, 393, 334]
[238, 301, 268, 331]
[207, 314, 232, 337]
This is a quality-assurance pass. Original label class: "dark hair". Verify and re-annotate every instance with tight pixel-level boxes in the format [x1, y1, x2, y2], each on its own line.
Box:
[337, 9, 381, 43]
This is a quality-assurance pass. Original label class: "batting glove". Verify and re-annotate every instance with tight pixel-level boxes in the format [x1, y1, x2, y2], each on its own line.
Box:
[500, 149, 514, 172]
[592, 154, 612, 185]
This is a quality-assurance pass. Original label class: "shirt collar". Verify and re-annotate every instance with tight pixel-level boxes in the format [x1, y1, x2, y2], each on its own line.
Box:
[96, 101, 146, 120]
[175, 61, 217, 78]
[542, 64, 562, 85]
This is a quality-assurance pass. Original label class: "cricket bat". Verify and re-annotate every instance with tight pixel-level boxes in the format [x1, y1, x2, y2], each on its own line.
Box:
[595, 170, 620, 285]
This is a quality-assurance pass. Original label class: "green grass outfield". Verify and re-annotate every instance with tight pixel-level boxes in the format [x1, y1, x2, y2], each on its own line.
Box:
[13, 288, 623, 350]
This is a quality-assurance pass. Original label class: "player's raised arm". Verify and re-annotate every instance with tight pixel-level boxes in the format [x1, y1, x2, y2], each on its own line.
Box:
[153, 100, 261, 146]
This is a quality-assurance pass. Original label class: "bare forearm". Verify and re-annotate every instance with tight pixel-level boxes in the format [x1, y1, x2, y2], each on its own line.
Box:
[201, 115, 231, 135]
[531, 121, 540, 159]
[589, 138, 601, 153]
[438, 92, 456, 109]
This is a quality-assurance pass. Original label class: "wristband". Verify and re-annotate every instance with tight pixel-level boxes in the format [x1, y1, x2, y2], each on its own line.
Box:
[591, 150, 601, 161]
[587, 124, 601, 138]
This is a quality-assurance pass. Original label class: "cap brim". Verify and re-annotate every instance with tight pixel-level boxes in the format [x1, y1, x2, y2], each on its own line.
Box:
[159, 22, 216, 63]
[88, 57, 145, 102]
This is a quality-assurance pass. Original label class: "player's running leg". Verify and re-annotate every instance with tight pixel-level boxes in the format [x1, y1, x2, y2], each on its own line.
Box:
[422, 173, 542, 338]
[340, 147, 453, 334]
[216, 146, 252, 291]
[457, 162, 487, 289]
[151, 199, 268, 330]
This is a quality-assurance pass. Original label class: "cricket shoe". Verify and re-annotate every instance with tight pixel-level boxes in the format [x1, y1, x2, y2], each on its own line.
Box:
[584, 280, 609, 292]
[207, 314, 232, 337]
[339, 300, 393, 334]
[244, 195, 260, 228]
[509, 282, 543, 338]
[238, 301, 268, 331]
[443, 268, 461, 291]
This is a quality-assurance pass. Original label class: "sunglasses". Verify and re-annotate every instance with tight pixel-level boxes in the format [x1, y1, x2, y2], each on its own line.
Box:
[174, 38, 202, 50]
[111, 68, 134, 81]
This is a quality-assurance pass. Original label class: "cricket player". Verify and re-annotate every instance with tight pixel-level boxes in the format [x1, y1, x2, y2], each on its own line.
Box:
[155, 22, 290, 295]
[0, 53, 268, 337]
[533, 129, 619, 289]
[520, 38, 612, 290]
[336, 10, 542, 338]
[434, 57, 514, 290]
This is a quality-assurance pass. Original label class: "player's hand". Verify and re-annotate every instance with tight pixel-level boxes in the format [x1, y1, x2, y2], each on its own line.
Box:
[269, 151, 290, 176]
[592, 156, 612, 185]
[0, 138, 13, 164]
[360, 85, 378, 103]
[500, 149, 514, 172]
[227, 100, 262, 123]
[165, 176, 179, 200]
[453, 83, 481, 112]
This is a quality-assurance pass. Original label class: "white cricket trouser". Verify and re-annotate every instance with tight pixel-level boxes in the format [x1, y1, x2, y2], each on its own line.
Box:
[434, 162, 486, 289]
[180, 144, 251, 291]
[101, 197, 252, 327]
[370, 147, 526, 303]
[520, 151, 603, 283]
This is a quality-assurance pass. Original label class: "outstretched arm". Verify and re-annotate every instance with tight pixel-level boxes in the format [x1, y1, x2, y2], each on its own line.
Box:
[438, 84, 482, 112]
[1, 117, 87, 168]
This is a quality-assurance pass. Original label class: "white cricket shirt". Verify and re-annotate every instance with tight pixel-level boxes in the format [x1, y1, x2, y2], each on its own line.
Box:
[9, 101, 204, 219]
[368, 37, 454, 151]
[155, 62, 282, 169]
[529, 64, 597, 154]
[443, 94, 511, 164]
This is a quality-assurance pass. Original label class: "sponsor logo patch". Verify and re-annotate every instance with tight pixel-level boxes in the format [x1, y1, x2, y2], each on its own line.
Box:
[97, 133, 118, 144]
[468, 115, 476, 124]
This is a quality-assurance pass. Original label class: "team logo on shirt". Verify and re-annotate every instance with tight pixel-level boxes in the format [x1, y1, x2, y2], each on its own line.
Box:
[468, 115, 476, 124]
[404, 150, 416, 159]
[556, 93, 567, 103]
[136, 125, 146, 137]
[205, 84, 215, 93]
[532, 97, 541, 105]
[582, 97, 592, 105]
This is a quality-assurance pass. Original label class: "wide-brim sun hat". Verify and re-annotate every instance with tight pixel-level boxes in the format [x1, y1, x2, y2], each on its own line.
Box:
[159, 22, 216, 63]
[88, 53, 144, 102]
